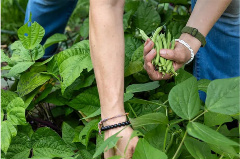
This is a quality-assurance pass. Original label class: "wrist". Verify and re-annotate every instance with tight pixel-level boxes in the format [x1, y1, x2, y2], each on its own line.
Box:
[179, 33, 201, 55]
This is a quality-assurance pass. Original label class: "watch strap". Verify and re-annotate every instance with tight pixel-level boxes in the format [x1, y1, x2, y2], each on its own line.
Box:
[181, 26, 206, 47]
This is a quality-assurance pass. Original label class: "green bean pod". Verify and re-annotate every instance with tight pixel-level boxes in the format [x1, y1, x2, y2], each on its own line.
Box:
[155, 36, 160, 64]
[167, 31, 171, 49]
[166, 61, 173, 73]
[139, 28, 150, 41]
[151, 26, 163, 43]
[171, 39, 175, 50]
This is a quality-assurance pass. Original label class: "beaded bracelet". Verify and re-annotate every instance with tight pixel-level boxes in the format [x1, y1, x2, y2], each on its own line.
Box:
[101, 121, 131, 131]
[175, 39, 195, 64]
[98, 113, 129, 135]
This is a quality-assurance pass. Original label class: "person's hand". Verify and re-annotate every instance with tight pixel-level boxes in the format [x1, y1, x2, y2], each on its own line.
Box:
[104, 126, 138, 159]
[143, 33, 201, 80]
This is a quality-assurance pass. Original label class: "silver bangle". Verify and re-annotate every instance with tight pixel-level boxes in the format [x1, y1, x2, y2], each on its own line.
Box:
[175, 39, 194, 64]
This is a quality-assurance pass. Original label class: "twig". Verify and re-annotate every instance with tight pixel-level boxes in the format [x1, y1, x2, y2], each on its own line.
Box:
[191, 110, 208, 122]
[163, 126, 169, 152]
[172, 131, 187, 159]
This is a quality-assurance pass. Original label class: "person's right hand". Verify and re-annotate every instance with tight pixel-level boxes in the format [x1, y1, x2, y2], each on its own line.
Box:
[104, 126, 138, 159]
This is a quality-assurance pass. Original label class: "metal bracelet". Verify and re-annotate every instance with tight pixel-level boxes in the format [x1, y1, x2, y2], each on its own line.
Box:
[175, 39, 195, 64]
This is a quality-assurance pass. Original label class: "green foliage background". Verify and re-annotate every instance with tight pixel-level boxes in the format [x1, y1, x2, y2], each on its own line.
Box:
[1, 0, 239, 159]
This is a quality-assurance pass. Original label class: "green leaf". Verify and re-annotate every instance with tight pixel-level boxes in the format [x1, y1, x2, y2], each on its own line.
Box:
[123, 11, 132, 31]
[128, 98, 166, 108]
[71, 40, 90, 50]
[24, 88, 40, 109]
[79, 119, 99, 147]
[169, 76, 201, 120]
[35, 84, 53, 103]
[132, 2, 161, 35]
[32, 127, 74, 158]
[69, 88, 100, 116]
[93, 130, 122, 158]
[131, 45, 144, 62]
[80, 18, 89, 39]
[7, 97, 27, 125]
[33, 56, 54, 67]
[125, 34, 142, 61]
[1, 108, 4, 121]
[17, 72, 51, 97]
[57, 48, 93, 93]
[187, 122, 239, 146]
[6, 125, 33, 159]
[62, 122, 77, 150]
[17, 22, 45, 49]
[44, 33, 67, 49]
[10, 41, 31, 62]
[184, 137, 212, 159]
[209, 143, 239, 158]
[204, 111, 233, 127]
[130, 113, 168, 128]
[175, 68, 193, 85]
[47, 55, 59, 76]
[1, 121, 17, 153]
[1, 50, 12, 64]
[5, 62, 35, 78]
[197, 79, 211, 93]
[125, 61, 143, 77]
[31, 44, 45, 61]
[42, 91, 65, 106]
[82, 108, 101, 120]
[132, 138, 167, 159]
[124, 93, 134, 102]
[1, 90, 18, 110]
[126, 81, 160, 94]
[74, 74, 95, 90]
[72, 126, 84, 142]
[145, 125, 169, 150]
[206, 77, 240, 115]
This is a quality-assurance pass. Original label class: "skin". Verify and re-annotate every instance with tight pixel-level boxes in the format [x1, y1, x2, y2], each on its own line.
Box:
[89, 0, 231, 158]
[89, 0, 137, 158]
[144, 0, 232, 80]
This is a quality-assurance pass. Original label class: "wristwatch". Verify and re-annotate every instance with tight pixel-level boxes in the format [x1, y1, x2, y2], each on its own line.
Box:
[181, 26, 206, 47]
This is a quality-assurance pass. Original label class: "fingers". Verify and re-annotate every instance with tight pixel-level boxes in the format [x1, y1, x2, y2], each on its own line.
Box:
[143, 40, 154, 57]
[144, 49, 156, 63]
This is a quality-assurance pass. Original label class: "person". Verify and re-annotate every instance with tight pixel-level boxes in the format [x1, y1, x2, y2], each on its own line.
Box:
[25, 0, 239, 158]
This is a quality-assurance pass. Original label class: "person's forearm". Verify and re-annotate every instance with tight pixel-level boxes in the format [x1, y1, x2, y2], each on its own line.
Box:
[180, 0, 231, 54]
[89, 0, 125, 121]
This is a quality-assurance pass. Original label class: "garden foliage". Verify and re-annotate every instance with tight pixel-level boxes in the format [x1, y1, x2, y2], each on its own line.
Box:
[1, 0, 239, 159]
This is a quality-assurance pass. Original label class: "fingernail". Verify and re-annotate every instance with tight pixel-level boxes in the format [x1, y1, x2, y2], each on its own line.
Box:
[160, 50, 166, 55]
[148, 41, 152, 46]
[150, 49, 155, 54]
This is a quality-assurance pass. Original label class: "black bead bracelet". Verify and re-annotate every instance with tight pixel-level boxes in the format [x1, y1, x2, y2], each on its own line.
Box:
[101, 121, 131, 131]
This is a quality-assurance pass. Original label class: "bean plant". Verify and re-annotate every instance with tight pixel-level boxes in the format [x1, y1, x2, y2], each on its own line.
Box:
[1, 0, 239, 159]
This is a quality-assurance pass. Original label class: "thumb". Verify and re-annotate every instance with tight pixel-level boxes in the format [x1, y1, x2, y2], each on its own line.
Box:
[159, 49, 177, 61]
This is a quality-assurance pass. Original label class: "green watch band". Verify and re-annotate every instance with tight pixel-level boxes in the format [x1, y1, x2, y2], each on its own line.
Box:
[181, 26, 206, 47]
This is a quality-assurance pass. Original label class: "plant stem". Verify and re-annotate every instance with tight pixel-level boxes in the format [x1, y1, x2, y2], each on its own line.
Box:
[191, 110, 208, 122]
[219, 153, 224, 159]
[128, 103, 138, 118]
[169, 119, 185, 126]
[172, 131, 187, 159]
[216, 124, 222, 131]
[154, 100, 168, 112]
[166, 132, 177, 153]
[163, 126, 169, 152]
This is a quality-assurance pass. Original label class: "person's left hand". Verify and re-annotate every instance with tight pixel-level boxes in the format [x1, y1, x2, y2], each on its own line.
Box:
[143, 34, 201, 80]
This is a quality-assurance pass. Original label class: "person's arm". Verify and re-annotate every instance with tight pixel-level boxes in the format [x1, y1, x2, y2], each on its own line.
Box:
[144, 0, 232, 80]
[89, 0, 138, 158]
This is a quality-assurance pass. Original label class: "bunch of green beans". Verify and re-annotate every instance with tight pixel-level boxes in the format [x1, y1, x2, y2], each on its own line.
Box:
[139, 27, 178, 77]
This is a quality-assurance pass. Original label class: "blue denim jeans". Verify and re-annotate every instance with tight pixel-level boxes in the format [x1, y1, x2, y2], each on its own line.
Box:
[24, 0, 78, 59]
[191, 0, 240, 101]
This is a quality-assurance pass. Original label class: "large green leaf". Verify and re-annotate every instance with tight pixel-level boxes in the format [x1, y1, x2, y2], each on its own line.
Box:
[80, 18, 89, 39]
[184, 137, 212, 159]
[1, 50, 13, 64]
[132, 2, 160, 35]
[1, 108, 4, 121]
[125, 61, 143, 77]
[204, 111, 233, 127]
[124, 93, 134, 102]
[44, 33, 67, 49]
[124, 34, 142, 60]
[10, 41, 31, 62]
[1, 121, 17, 153]
[187, 122, 239, 146]
[82, 108, 101, 120]
[130, 113, 168, 128]
[62, 122, 76, 150]
[1, 90, 18, 110]
[57, 48, 93, 93]
[69, 88, 100, 116]
[197, 79, 211, 93]
[6, 125, 33, 159]
[17, 22, 45, 49]
[145, 125, 170, 150]
[175, 68, 193, 85]
[5, 62, 34, 78]
[79, 119, 99, 147]
[132, 138, 167, 159]
[206, 77, 240, 115]
[126, 81, 160, 94]
[7, 97, 27, 125]
[32, 127, 74, 158]
[47, 55, 59, 76]
[131, 45, 144, 62]
[17, 72, 51, 97]
[31, 44, 45, 61]
[169, 76, 201, 120]
[208, 144, 239, 158]
[123, 11, 132, 31]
